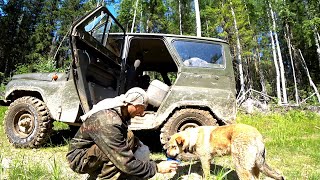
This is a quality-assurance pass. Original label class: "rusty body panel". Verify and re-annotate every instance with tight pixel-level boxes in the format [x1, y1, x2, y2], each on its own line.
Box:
[4, 72, 80, 123]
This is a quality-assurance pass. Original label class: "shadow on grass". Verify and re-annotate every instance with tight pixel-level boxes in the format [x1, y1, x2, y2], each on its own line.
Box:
[45, 127, 160, 148]
[45, 127, 79, 147]
[155, 160, 239, 180]
[154, 160, 239, 180]
[133, 130, 164, 153]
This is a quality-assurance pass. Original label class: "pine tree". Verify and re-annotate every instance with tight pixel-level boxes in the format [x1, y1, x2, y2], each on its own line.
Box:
[0, 0, 39, 76]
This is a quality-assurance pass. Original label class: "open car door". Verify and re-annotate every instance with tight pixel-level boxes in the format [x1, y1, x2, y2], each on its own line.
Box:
[70, 6, 125, 113]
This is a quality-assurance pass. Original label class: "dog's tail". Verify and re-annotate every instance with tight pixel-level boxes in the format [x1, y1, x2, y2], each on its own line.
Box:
[256, 143, 285, 180]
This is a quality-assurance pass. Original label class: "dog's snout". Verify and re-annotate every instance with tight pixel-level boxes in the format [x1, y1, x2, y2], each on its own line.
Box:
[163, 143, 169, 150]
[166, 152, 177, 159]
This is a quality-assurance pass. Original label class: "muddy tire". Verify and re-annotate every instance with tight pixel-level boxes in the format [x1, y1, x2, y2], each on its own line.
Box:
[4, 96, 53, 148]
[160, 109, 218, 160]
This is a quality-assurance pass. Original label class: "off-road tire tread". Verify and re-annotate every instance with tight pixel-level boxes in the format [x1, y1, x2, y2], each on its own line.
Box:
[4, 96, 53, 148]
[160, 109, 218, 161]
[160, 109, 217, 145]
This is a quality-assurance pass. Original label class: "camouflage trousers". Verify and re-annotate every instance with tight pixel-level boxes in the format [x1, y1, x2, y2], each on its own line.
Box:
[68, 131, 139, 180]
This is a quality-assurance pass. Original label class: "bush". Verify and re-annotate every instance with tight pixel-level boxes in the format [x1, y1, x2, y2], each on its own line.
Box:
[14, 57, 65, 75]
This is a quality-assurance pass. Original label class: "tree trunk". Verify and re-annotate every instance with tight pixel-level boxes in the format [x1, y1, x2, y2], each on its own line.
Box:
[146, 19, 149, 33]
[256, 44, 267, 103]
[178, 0, 182, 35]
[270, 30, 282, 105]
[139, 7, 143, 33]
[4, 58, 9, 77]
[205, 20, 209, 36]
[297, 48, 320, 103]
[194, 0, 201, 37]
[269, 2, 288, 104]
[314, 30, 320, 69]
[230, 1, 245, 102]
[131, 0, 139, 33]
[285, 22, 299, 105]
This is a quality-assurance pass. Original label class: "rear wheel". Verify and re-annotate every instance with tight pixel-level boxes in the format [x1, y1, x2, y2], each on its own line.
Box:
[4, 96, 53, 148]
[160, 109, 218, 160]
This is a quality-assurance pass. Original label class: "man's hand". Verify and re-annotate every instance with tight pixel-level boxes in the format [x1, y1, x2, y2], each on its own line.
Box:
[156, 161, 179, 173]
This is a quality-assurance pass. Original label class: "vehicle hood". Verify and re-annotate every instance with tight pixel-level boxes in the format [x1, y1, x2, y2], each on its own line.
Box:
[12, 72, 65, 82]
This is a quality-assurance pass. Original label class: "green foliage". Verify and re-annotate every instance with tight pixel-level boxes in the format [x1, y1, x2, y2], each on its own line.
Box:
[2, 156, 66, 180]
[298, 88, 320, 105]
[237, 110, 320, 179]
[1, 0, 320, 106]
[214, 168, 233, 180]
[0, 106, 7, 124]
[0, 105, 320, 179]
[33, 57, 64, 73]
[0, 156, 3, 179]
[165, 0, 196, 35]
[0, 75, 8, 93]
[53, 121, 70, 131]
[50, 158, 62, 180]
[8, 158, 49, 180]
[117, 0, 168, 33]
[14, 57, 65, 75]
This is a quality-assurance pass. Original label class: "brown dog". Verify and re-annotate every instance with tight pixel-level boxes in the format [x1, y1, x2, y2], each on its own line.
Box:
[166, 124, 284, 180]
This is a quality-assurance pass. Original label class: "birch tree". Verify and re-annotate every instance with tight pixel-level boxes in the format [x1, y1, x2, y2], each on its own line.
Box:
[285, 22, 299, 105]
[269, 29, 282, 105]
[296, 48, 320, 103]
[230, 1, 245, 102]
[265, 2, 282, 105]
[279, 0, 299, 105]
[167, 0, 195, 36]
[269, 1, 288, 104]
[194, 0, 201, 37]
[178, 0, 182, 35]
[131, 0, 139, 33]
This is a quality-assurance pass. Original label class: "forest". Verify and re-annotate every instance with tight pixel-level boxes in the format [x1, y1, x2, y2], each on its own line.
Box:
[0, 0, 319, 106]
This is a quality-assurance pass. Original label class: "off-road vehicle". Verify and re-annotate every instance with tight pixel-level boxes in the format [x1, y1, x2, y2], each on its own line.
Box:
[1, 6, 237, 148]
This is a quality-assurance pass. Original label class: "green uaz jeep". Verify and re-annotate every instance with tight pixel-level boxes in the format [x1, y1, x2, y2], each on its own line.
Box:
[1, 6, 236, 148]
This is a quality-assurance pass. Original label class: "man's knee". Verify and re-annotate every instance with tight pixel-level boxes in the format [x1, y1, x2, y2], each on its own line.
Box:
[67, 145, 108, 174]
[134, 142, 150, 162]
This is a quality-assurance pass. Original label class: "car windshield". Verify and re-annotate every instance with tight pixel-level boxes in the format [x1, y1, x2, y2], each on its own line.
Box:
[172, 40, 224, 68]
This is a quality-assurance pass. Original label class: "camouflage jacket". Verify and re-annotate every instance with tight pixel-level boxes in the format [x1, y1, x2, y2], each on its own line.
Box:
[67, 108, 157, 179]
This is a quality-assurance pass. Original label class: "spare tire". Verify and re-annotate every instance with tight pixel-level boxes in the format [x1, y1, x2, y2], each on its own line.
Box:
[160, 109, 218, 160]
[4, 96, 53, 148]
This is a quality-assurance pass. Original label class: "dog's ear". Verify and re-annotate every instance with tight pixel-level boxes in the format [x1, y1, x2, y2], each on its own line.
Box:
[175, 136, 185, 145]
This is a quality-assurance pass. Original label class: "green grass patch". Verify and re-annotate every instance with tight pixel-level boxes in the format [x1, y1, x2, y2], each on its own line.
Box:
[7, 158, 49, 180]
[0, 106, 7, 123]
[0, 106, 7, 136]
[237, 110, 320, 180]
[0, 106, 319, 179]
[52, 121, 69, 131]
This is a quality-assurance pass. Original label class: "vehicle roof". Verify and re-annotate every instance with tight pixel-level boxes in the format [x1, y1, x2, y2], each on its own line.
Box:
[110, 32, 228, 44]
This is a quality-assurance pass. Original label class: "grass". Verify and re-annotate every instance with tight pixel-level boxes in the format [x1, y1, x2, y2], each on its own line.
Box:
[0, 106, 86, 180]
[237, 110, 320, 180]
[0, 105, 320, 179]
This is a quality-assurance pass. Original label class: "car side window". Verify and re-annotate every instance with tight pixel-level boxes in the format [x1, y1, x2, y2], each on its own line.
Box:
[172, 40, 224, 68]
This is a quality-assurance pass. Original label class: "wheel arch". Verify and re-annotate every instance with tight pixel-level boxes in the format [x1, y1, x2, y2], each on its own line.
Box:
[6, 89, 45, 104]
[4, 89, 57, 120]
[157, 102, 229, 129]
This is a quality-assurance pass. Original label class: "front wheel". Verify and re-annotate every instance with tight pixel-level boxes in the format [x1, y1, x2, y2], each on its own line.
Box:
[160, 109, 218, 160]
[4, 96, 53, 148]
